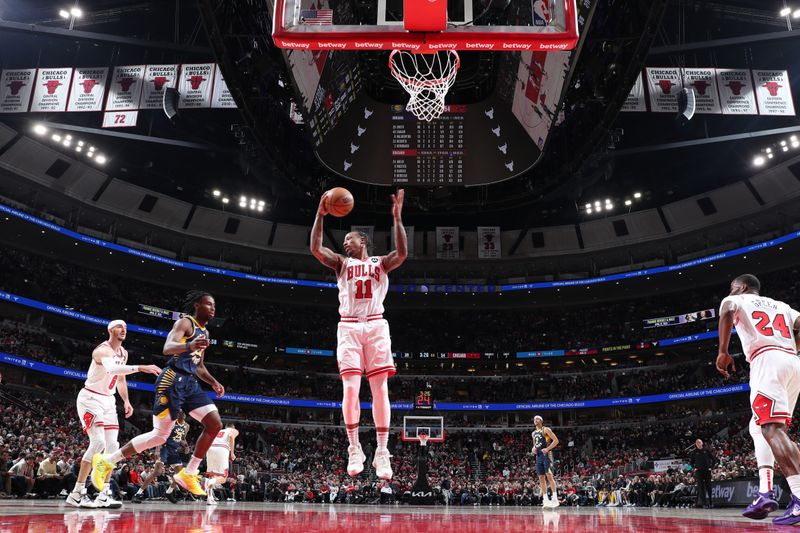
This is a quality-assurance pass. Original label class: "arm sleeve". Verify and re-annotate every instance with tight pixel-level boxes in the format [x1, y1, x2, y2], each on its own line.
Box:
[100, 357, 140, 376]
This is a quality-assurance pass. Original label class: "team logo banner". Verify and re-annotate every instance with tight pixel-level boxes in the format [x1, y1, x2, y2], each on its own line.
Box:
[391, 225, 414, 258]
[67, 67, 108, 112]
[645, 68, 682, 113]
[106, 65, 145, 111]
[716, 69, 758, 115]
[30, 68, 73, 112]
[436, 227, 459, 259]
[477, 226, 501, 259]
[211, 67, 236, 108]
[178, 63, 215, 109]
[620, 72, 646, 112]
[0, 69, 36, 114]
[753, 70, 795, 116]
[682, 68, 721, 114]
[139, 64, 178, 109]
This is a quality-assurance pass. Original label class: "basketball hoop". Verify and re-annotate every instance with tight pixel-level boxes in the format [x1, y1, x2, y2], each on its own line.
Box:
[389, 50, 460, 122]
[418, 433, 430, 447]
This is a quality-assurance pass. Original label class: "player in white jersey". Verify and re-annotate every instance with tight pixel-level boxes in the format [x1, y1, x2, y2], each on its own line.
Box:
[717, 274, 800, 524]
[66, 320, 161, 508]
[311, 189, 407, 480]
[205, 423, 239, 504]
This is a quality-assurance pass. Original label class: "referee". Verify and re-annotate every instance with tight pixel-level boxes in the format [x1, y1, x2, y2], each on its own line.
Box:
[690, 439, 715, 508]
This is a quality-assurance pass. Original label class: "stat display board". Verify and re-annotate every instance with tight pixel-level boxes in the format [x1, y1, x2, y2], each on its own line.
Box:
[314, 93, 540, 186]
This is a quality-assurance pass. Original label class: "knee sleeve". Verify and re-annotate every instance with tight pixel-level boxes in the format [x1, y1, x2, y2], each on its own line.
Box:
[131, 416, 175, 453]
[82, 425, 106, 462]
[104, 428, 119, 454]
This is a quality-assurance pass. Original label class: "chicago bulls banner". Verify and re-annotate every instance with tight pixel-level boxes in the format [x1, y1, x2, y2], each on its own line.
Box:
[106, 65, 145, 111]
[436, 227, 459, 259]
[0, 69, 36, 113]
[67, 67, 108, 112]
[30, 68, 73, 112]
[139, 64, 178, 110]
[716, 69, 758, 115]
[753, 70, 795, 116]
[178, 63, 215, 109]
[477, 227, 501, 259]
[211, 67, 236, 108]
[645, 68, 682, 113]
[391, 225, 414, 258]
[620, 72, 646, 112]
[682, 68, 721, 114]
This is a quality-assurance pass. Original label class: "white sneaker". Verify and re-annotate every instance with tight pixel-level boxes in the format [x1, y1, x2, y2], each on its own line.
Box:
[207, 495, 218, 505]
[347, 444, 367, 476]
[372, 448, 393, 480]
[542, 495, 551, 507]
[59, 489, 69, 497]
[94, 491, 122, 509]
[66, 490, 96, 508]
[548, 497, 560, 508]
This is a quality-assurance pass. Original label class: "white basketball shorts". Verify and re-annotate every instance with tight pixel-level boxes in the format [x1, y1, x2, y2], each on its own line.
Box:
[336, 319, 396, 379]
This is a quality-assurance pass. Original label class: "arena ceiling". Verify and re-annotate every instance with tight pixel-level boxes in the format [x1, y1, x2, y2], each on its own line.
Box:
[0, 0, 797, 229]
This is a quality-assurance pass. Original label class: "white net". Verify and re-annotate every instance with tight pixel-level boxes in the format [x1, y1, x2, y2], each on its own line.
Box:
[389, 50, 460, 122]
[418, 433, 430, 447]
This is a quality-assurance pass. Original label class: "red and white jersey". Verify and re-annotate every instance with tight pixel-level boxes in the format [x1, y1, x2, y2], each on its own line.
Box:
[211, 428, 234, 449]
[720, 294, 800, 363]
[84, 341, 128, 396]
[337, 256, 389, 319]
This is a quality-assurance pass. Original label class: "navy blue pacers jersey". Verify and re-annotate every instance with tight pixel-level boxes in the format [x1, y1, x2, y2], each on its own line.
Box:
[168, 315, 209, 375]
[532, 428, 551, 456]
[168, 420, 189, 448]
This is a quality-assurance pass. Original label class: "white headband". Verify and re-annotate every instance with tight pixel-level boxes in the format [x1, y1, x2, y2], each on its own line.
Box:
[107, 319, 127, 331]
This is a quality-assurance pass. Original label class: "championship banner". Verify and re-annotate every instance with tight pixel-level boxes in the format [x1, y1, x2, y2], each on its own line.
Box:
[716, 69, 758, 115]
[102, 111, 138, 128]
[106, 65, 145, 111]
[66, 67, 108, 112]
[643, 308, 716, 329]
[645, 67, 682, 113]
[211, 67, 237, 108]
[139, 64, 179, 109]
[753, 70, 796, 116]
[391, 225, 414, 258]
[477, 226, 501, 259]
[350, 226, 374, 248]
[436, 226, 459, 259]
[178, 63, 215, 109]
[0, 69, 36, 113]
[30, 68, 73, 112]
[681, 68, 721, 114]
[620, 71, 646, 112]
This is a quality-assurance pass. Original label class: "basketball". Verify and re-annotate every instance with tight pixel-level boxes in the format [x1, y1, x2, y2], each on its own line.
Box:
[324, 187, 354, 217]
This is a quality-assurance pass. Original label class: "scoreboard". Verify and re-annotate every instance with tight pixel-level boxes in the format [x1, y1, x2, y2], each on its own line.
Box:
[391, 107, 465, 185]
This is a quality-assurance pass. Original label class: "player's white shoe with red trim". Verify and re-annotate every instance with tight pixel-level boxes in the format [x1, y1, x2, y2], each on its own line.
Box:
[347, 444, 366, 476]
[373, 448, 393, 480]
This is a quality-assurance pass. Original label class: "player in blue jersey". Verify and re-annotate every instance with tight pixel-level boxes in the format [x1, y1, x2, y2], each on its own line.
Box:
[532, 415, 560, 508]
[91, 291, 225, 496]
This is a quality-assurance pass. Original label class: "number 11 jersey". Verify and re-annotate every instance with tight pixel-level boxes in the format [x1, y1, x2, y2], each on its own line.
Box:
[337, 256, 389, 318]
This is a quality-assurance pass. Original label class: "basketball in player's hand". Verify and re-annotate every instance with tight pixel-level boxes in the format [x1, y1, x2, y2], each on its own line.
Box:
[324, 187, 354, 217]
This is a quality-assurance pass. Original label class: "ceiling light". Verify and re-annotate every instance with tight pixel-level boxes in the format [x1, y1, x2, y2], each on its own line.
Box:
[783, 146, 790, 152]
[65, 134, 72, 140]
[89, 146, 95, 151]
[604, 198, 611, 204]
[240, 196, 247, 203]
[257, 206, 264, 212]
[768, 153, 774, 159]
[594, 201, 601, 207]
[222, 197, 229, 204]
[780, 7, 792, 16]
[213, 190, 221, 197]
[625, 199, 632, 206]
[766, 147, 772, 153]
[584, 203, 591, 209]
[75, 146, 82, 152]
[753, 156, 765, 166]
[95, 155, 106, 164]
[791, 135, 798, 142]
[605, 204, 613, 211]
[793, 141, 800, 149]
[793, 9, 800, 18]
[33, 124, 47, 135]
[86, 153, 93, 159]
[633, 192, 641, 199]
[78, 140, 84, 146]
[62, 140, 70, 147]
[258, 200, 266, 206]
[781, 140, 787, 146]
[52, 134, 62, 142]
[70, 7, 82, 17]
[585, 208, 592, 214]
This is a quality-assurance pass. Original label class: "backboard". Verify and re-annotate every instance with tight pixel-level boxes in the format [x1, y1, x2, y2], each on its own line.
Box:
[402, 415, 445, 443]
[272, 0, 579, 52]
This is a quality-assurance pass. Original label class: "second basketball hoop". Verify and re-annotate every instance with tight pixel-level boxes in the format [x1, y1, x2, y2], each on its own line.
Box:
[389, 50, 460, 122]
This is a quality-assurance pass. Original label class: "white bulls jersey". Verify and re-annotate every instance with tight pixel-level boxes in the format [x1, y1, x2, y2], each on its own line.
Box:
[84, 341, 128, 396]
[720, 294, 800, 363]
[211, 428, 234, 449]
[337, 256, 389, 318]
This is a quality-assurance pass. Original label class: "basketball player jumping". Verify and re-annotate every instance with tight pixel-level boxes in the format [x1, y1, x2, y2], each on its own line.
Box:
[717, 274, 800, 524]
[532, 415, 560, 508]
[310, 189, 407, 480]
[66, 320, 161, 508]
[91, 291, 225, 496]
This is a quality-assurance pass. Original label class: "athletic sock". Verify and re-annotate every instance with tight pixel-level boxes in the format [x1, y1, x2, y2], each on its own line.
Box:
[346, 425, 360, 448]
[376, 428, 389, 450]
[74, 482, 85, 493]
[109, 450, 124, 464]
[759, 467, 774, 493]
[104, 483, 112, 495]
[135, 488, 144, 495]
[186, 456, 202, 475]
[787, 475, 800, 499]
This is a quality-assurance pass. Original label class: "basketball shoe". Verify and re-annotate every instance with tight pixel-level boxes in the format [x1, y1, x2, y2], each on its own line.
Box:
[773, 495, 800, 526]
[90, 454, 115, 491]
[742, 491, 778, 519]
[347, 444, 366, 476]
[373, 448, 393, 480]
[174, 469, 207, 496]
